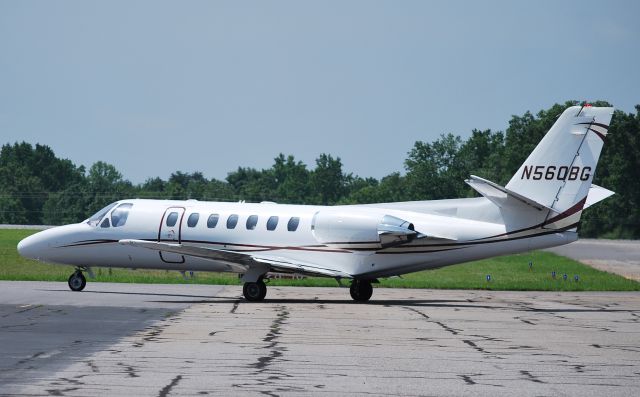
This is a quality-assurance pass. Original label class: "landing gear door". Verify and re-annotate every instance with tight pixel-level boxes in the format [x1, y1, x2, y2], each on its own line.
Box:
[158, 207, 186, 264]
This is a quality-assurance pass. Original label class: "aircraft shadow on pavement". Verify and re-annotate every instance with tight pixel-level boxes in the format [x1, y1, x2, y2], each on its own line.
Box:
[40, 288, 484, 307]
[41, 288, 222, 300]
[39, 288, 637, 312]
[149, 297, 497, 309]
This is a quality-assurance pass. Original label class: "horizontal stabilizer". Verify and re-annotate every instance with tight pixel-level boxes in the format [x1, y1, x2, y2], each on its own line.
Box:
[466, 175, 552, 211]
[584, 184, 615, 209]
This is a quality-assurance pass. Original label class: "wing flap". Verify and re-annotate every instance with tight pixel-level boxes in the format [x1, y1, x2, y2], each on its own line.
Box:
[252, 255, 351, 278]
[119, 239, 350, 278]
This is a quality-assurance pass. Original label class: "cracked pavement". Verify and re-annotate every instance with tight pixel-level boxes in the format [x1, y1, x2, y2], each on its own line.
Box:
[0, 281, 638, 396]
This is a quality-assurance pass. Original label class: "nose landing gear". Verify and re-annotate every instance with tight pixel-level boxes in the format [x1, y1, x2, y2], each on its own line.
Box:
[68, 269, 87, 291]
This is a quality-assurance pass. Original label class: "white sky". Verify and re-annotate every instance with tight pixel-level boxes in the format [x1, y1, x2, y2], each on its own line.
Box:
[1, 0, 638, 183]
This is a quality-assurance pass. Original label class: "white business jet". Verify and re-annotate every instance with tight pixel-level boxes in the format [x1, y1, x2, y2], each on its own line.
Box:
[18, 106, 615, 302]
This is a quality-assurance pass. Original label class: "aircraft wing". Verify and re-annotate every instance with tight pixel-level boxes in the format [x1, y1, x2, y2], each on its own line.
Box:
[118, 239, 352, 279]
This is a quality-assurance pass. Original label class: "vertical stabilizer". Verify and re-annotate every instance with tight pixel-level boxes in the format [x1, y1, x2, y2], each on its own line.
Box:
[505, 105, 613, 227]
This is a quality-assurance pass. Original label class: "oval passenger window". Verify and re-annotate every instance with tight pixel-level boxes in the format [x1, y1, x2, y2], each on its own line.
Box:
[207, 214, 219, 228]
[166, 212, 179, 227]
[246, 215, 258, 230]
[187, 213, 200, 228]
[227, 214, 239, 229]
[287, 217, 300, 232]
[267, 216, 279, 231]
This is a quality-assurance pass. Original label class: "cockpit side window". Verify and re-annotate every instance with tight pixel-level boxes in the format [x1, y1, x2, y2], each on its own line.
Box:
[86, 202, 118, 227]
[111, 203, 133, 227]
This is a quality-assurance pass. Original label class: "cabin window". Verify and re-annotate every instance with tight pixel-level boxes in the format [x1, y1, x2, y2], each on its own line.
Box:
[207, 214, 219, 228]
[100, 218, 110, 228]
[166, 212, 179, 227]
[287, 217, 300, 232]
[227, 214, 239, 229]
[267, 216, 279, 231]
[246, 215, 258, 230]
[187, 213, 200, 228]
[111, 203, 133, 227]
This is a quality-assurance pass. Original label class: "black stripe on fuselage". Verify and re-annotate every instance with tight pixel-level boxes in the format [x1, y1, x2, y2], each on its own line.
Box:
[376, 223, 578, 254]
[56, 239, 119, 248]
[55, 222, 577, 257]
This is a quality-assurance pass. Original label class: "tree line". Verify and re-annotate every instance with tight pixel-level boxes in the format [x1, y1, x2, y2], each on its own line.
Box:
[1, 101, 639, 238]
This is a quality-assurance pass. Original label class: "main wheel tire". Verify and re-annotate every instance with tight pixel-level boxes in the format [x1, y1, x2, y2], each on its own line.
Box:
[68, 271, 86, 292]
[243, 280, 267, 302]
[350, 279, 373, 302]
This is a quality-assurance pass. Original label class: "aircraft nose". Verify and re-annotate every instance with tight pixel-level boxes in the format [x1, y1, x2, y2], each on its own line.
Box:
[17, 233, 42, 260]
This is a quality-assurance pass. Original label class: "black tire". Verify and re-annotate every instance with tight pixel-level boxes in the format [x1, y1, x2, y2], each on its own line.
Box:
[243, 280, 267, 302]
[350, 279, 373, 302]
[68, 271, 86, 292]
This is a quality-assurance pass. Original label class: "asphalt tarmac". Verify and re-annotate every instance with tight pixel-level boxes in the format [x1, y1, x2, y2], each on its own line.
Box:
[0, 281, 638, 396]
[546, 239, 640, 281]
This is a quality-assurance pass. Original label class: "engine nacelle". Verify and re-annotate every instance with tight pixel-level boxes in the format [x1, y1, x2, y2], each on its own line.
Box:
[311, 210, 418, 249]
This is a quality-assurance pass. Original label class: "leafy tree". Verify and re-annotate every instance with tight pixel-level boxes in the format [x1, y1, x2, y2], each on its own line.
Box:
[457, 129, 505, 186]
[310, 154, 345, 205]
[344, 173, 408, 204]
[85, 161, 133, 215]
[272, 154, 310, 203]
[137, 177, 168, 199]
[404, 133, 466, 200]
[227, 167, 276, 202]
[0, 142, 84, 224]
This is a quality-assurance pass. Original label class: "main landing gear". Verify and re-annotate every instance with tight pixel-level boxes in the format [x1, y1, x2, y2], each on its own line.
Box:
[68, 269, 87, 292]
[240, 274, 374, 303]
[350, 279, 373, 302]
[243, 278, 267, 302]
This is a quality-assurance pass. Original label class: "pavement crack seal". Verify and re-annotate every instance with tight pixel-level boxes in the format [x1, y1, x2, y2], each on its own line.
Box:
[403, 307, 497, 356]
[132, 313, 178, 348]
[519, 370, 545, 383]
[236, 305, 303, 395]
[45, 387, 80, 396]
[403, 306, 462, 336]
[158, 374, 183, 397]
[459, 374, 477, 385]
[462, 339, 487, 354]
[403, 306, 430, 320]
[230, 299, 241, 314]
[254, 305, 288, 371]
[86, 360, 99, 373]
[16, 351, 46, 366]
[118, 362, 140, 378]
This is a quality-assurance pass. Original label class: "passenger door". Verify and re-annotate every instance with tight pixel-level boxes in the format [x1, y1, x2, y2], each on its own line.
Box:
[158, 207, 186, 264]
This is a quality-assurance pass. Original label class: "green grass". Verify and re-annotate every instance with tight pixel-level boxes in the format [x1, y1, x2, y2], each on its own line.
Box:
[2, 229, 639, 291]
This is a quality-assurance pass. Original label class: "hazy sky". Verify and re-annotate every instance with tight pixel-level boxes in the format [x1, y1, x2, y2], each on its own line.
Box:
[1, 0, 638, 184]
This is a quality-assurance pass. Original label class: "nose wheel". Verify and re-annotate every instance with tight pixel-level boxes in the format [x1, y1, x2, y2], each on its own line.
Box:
[243, 279, 267, 302]
[350, 279, 373, 302]
[68, 270, 87, 291]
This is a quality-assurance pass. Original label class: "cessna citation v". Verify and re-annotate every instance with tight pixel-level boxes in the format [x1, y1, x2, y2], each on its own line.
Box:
[18, 106, 615, 302]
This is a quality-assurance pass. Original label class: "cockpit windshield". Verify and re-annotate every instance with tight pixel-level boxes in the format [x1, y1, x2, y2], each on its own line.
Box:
[111, 203, 133, 227]
[86, 202, 134, 227]
[86, 202, 118, 227]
